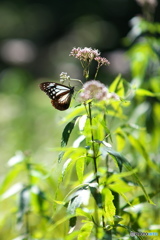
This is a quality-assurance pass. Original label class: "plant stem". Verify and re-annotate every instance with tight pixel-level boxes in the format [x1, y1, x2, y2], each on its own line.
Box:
[88, 102, 99, 240]
[88, 102, 99, 184]
[94, 65, 100, 80]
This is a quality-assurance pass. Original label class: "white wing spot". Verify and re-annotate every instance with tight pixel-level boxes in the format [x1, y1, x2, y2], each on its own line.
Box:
[49, 83, 55, 87]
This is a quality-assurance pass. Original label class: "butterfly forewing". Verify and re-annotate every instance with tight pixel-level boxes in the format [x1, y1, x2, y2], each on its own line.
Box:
[39, 82, 74, 110]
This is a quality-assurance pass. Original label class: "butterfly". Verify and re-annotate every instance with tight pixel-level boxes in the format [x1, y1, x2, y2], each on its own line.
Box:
[39, 82, 74, 111]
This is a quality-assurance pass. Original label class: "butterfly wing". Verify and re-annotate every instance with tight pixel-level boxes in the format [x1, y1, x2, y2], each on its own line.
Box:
[39, 82, 74, 111]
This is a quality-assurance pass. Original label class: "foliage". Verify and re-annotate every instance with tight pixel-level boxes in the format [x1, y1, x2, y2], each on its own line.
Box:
[0, 6, 160, 240]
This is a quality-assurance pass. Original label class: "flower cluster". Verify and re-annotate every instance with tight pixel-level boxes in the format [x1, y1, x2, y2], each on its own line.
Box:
[80, 80, 108, 101]
[70, 47, 100, 62]
[80, 80, 120, 102]
[70, 47, 110, 79]
[70, 47, 110, 67]
[94, 57, 110, 66]
[60, 72, 70, 83]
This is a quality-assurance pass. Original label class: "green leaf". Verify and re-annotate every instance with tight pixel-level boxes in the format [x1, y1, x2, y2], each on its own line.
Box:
[127, 134, 159, 172]
[76, 208, 92, 220]
[65, 230, 80, 240]
[61, 116, 79, 147]
[67, 195, 82, 215]
[67, 188, 90, 215]
[48, 214, 75, 232]
[0, 164, 25, 195]
[107, 169, 138, 184]
[61, 105, 85, 124]
[135, 88, 160, 97]
[69, 216, 77, 233]
[102, 145, 154, 204]
[59, 116, 80, 162]
[78, 114, 87, 131]
[0, 183, 24, 200]
[102, 188, 116, 224]
[31, 185, 46, 212]
[109, 74, 122, 93]
[122, 190, 160, 209]
[8, 151, 25, 166]
[78, 222, 93, 240]
[76, 157, 85, 183]
[59, 158, 73, 183]
[89, 184, 102, 208]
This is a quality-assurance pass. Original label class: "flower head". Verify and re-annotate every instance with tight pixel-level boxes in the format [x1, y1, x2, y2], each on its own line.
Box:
[94, 57, 110, 66]
[70, 47, 100, 62]
[60, 72, 70, 83]
[80, 80, 108, 101]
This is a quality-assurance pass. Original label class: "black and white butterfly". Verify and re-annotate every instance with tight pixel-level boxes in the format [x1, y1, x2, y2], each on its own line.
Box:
[39, 82, 74, 111]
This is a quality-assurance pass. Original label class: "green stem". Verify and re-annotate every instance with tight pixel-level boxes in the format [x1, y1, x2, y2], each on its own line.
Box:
[88, 102, 107, 239]
[94, 65, 100, 80]
[88, 102, 99, 240]
[88, 102, 99, 184]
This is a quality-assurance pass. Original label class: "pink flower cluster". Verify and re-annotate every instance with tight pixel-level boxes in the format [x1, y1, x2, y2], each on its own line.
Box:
[94, 56, 110, 66]
[70, 47, 100, 62]
[80, 80, 108, 101]
[70, 47, 110, 66]
[80, 80, 120, 102]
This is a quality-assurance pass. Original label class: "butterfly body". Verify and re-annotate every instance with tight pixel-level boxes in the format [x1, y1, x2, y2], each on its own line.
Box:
[39, 82, 74, 111]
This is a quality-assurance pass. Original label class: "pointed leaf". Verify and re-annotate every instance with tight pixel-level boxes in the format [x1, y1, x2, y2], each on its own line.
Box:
[102, 188, 116, 224]
[1, 183, 23, 200]
[61, 116, 79, 147]
[8, 151, 25, 166]
[102, 145, 154, 204]
[78, 222, 93, 240]
[69, 216, 77, 233]
[136, 88, 160, 97]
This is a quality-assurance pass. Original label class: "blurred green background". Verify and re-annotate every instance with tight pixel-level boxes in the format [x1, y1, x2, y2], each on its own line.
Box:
[0, 0, 159, 183]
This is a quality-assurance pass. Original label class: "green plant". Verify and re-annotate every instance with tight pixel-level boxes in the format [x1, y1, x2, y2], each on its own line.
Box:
[1, 42, 160, 239]
[1, 43, 159, 239]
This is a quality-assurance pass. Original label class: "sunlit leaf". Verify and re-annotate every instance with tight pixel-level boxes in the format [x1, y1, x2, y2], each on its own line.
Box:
[78, 114, 87, 131]
[122, 190, 160, 209]
[76, 208, 92, 220]
[78, 222, 93, 240]
[31, 185, 46, 212]
[109, 74, 121, 93]
[8, 151, 25, 166]
[61, 105, 85, 124]
[0, 183, 23, 200]
[0, 165, 25, 194]
[102, 188, 116, 224]
[67, 196, 81, 215]
[73, 135, 86, 147]
[67, 188, 90, 215]
[127, 134, 160, 172]
[76, 157, 85, 183]
[136, 88, 160, 97]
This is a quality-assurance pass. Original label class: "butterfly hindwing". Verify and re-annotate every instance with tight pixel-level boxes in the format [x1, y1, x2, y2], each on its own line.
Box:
[39, 82, 74, 111]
